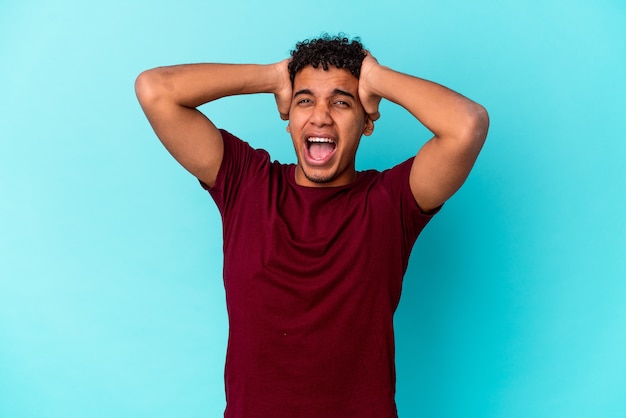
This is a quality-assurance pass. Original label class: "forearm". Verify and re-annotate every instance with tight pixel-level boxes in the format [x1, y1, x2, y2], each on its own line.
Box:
[366, 65, 488, 142]
[135, 63, 282, 109]
[360, 61, 489, 211]
[134, 62, 285, 187]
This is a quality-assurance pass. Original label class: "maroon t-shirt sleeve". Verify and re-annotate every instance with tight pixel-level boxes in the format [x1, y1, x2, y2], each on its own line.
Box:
[199, 129, 271, 216]
[379, 157, 441, 257]
[197, 131, 440, 416]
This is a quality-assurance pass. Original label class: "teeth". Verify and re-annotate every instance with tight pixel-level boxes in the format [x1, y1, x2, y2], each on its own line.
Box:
[307, 137, 334, 143]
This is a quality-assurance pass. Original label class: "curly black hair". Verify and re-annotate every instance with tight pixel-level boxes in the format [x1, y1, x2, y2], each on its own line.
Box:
[288, 34, 366, 84]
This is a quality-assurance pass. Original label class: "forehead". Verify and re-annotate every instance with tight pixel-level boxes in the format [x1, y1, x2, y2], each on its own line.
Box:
[293, 65, 359, 94]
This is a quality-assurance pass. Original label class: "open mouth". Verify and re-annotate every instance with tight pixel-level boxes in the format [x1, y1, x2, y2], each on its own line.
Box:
[306, 137, 337, 161]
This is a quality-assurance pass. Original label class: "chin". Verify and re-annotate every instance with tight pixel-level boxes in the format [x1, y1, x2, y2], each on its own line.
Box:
[299, 157, 336, 183]
[304, 172, 336, 184]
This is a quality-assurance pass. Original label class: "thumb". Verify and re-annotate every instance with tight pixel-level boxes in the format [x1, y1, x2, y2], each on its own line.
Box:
[275, 95, 290, 120]
[363, 97, 381, 122]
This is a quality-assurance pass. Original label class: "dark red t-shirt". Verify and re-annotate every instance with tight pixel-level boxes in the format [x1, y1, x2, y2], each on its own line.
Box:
[204, 130, 436, 417]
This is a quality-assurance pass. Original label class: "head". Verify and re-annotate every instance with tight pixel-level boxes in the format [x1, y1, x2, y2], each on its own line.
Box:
[286, 34, 374, 187]
[287, 35, 367, 86]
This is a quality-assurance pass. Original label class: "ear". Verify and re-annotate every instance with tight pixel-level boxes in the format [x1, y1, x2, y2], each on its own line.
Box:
[363, 117, 374, 136]
[286, 123, 291, 133]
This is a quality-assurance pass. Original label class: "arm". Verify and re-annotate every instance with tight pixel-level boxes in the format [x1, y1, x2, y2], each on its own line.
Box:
[135, 61, 292, 187]
[359, 54, 489, 212]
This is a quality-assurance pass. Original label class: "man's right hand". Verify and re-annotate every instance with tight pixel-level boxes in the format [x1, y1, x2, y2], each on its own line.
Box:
[136, 61, 295, 188]
[272, 59, 293, 120]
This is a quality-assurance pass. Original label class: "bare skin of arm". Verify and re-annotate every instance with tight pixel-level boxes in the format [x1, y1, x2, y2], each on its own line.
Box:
[135, 61, 292, 187]
[136, 53, 487, 208]
[358, 54, 489, 212]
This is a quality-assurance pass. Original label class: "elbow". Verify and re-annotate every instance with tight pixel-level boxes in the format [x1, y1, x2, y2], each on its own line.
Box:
[476, 104, 490, 139]
[463, 103, 489, 148]
[134, 68, 166, 107]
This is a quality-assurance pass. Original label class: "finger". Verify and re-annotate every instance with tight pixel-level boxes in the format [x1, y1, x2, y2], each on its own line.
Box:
[278, 104, 290, 120]
[362, 101, 380, 121]
[275, 97, 291, 121]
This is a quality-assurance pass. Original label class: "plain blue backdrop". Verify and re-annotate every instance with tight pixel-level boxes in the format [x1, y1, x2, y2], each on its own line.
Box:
[1, 0, 625, 417]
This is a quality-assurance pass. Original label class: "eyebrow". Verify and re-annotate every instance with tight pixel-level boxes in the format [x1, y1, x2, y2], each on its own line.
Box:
[293, 89, 314, 98]
[293, 88, 356, 99]
[332, 89, 356, 99]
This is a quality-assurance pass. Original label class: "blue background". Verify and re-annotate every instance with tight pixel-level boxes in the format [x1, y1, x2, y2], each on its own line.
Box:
[1, 0, 625, 417]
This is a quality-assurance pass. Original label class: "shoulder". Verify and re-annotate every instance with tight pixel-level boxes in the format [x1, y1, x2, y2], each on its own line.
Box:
[217, 129, 277, 175]
[367, 157, 441, 218]
[370, 157, 415, 198]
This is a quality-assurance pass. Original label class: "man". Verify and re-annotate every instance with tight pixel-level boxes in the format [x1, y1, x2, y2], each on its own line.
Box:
[136, 35, 488, 417]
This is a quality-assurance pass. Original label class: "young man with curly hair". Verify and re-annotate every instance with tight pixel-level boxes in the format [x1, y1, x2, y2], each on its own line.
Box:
[135, 34, 488, 417]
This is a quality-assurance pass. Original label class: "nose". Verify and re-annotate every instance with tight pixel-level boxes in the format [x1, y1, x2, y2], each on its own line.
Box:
[309, 103, 333, 126]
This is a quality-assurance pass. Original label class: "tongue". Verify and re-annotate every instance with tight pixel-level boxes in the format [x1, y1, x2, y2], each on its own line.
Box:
[309, 142, 335, 160]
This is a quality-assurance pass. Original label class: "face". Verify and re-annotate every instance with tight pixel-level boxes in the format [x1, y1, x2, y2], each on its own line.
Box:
[287, 65, 374, 187]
